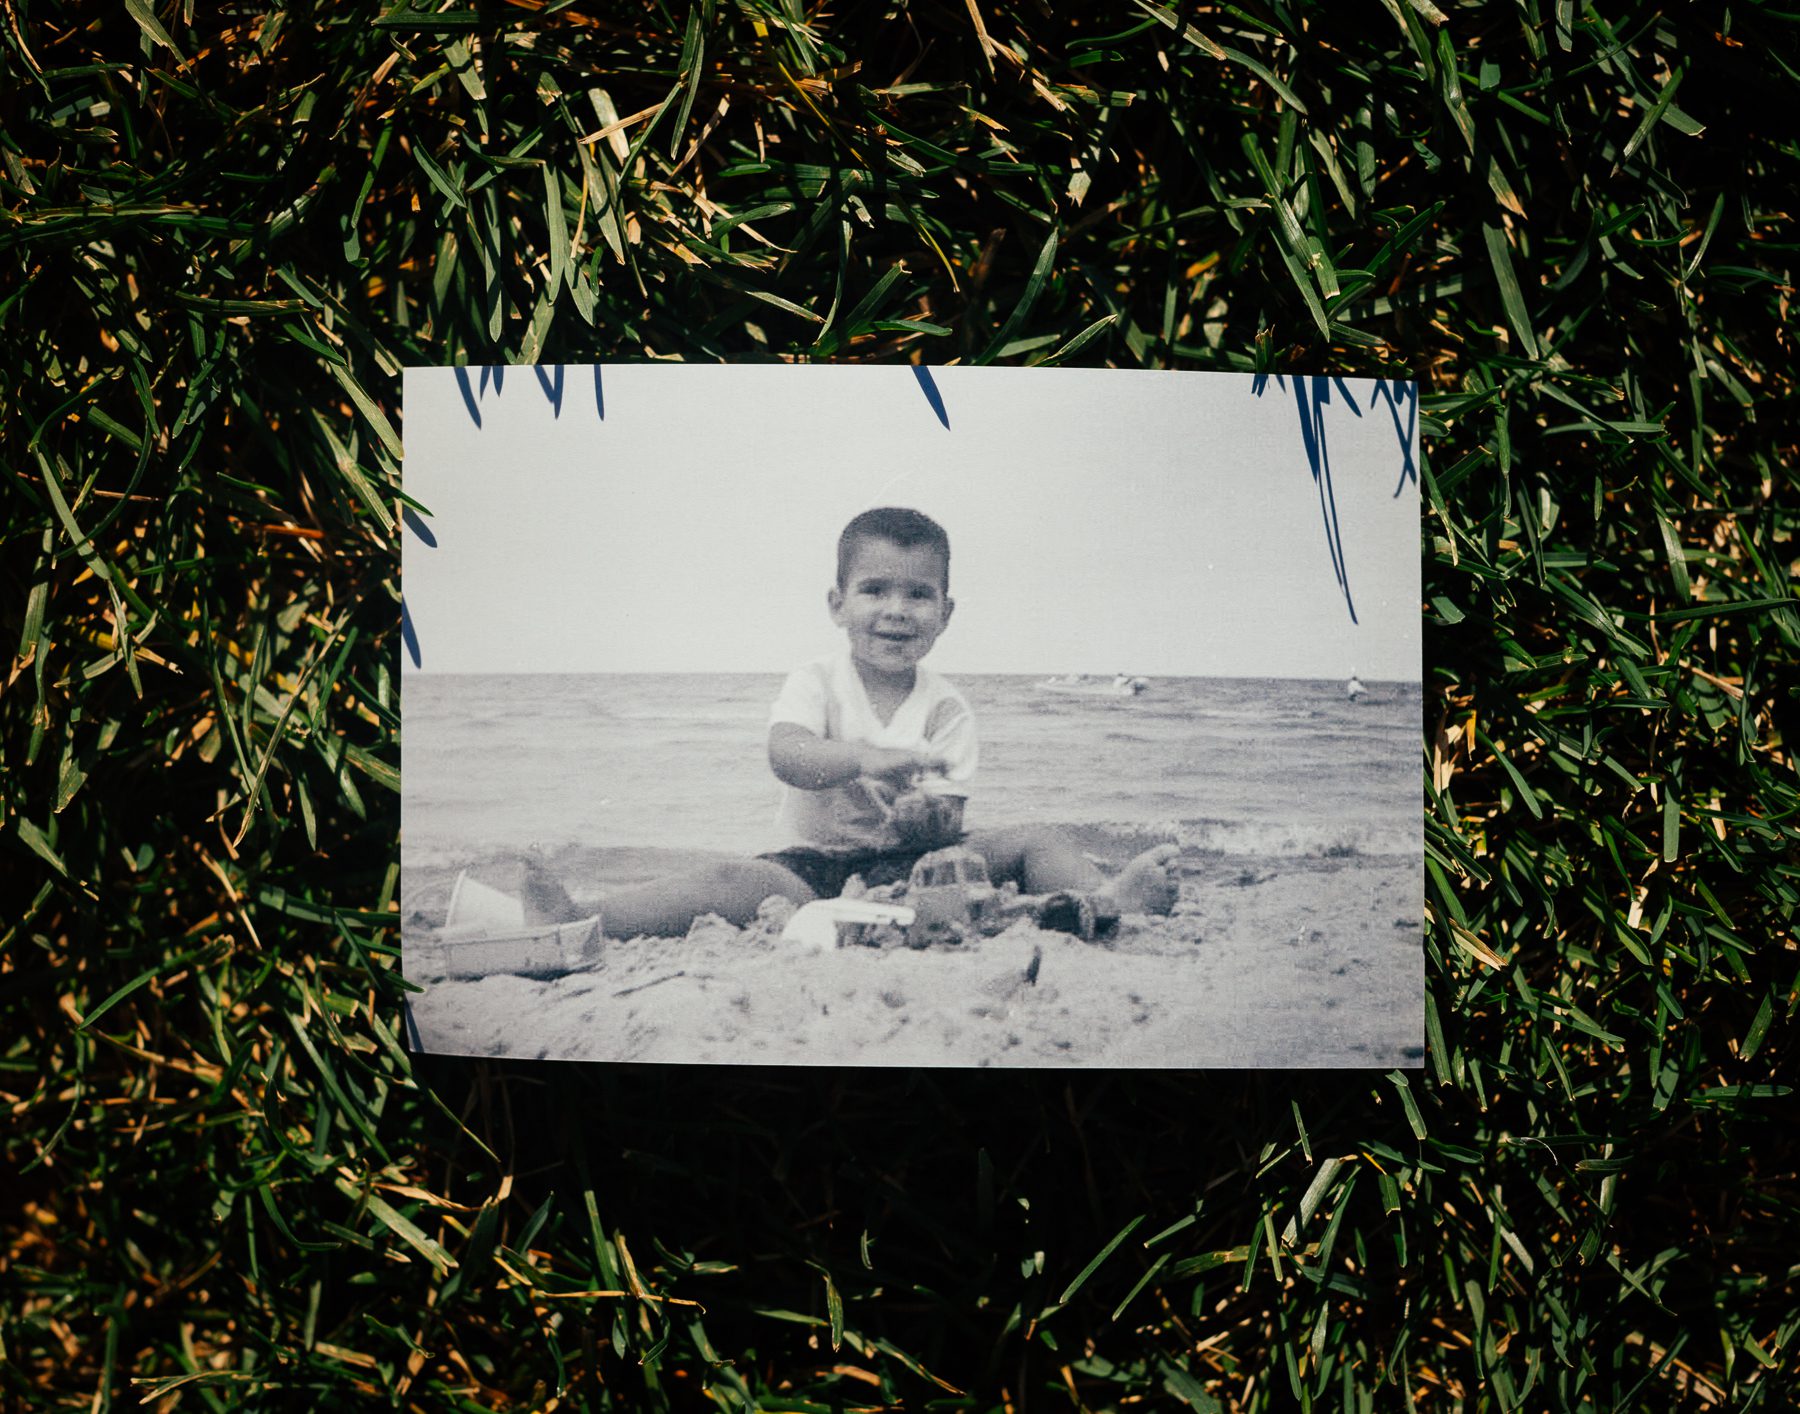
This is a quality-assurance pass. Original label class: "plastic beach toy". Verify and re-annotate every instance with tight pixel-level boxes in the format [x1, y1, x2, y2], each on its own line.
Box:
[775, 845, 1114, 952]
[780, 898, 916, 952]
[421, 870, 603, 980]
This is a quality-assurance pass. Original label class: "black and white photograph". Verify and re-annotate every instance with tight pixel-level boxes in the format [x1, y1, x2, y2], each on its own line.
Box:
[401, 363, 1422, 1067]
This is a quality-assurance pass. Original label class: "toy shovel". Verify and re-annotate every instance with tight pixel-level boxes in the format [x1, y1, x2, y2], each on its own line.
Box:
[780, 898, 915, 952]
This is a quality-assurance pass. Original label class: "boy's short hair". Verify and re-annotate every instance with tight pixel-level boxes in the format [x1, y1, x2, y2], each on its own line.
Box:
[836, 508, 951, 590]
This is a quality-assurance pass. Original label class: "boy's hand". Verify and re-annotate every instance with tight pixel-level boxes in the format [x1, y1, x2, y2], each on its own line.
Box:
[890, 789, 964, 848]
[857, 745, 942, 785]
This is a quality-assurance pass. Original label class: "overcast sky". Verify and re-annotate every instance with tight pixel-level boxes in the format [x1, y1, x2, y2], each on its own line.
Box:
[401, 364, 1420, 680]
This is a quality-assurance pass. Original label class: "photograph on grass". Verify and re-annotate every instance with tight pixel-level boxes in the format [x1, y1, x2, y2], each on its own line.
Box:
[400, 364, 1422, 1067]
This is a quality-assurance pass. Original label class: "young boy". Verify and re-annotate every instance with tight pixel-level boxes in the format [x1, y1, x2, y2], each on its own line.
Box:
[528, 508, 1179, 937]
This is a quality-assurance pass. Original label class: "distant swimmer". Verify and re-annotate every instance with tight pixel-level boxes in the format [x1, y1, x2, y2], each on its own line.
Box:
[1346, 672, 1367, 701]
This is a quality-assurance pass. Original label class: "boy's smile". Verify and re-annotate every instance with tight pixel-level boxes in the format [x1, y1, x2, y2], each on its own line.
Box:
[829, 537, 954, 690]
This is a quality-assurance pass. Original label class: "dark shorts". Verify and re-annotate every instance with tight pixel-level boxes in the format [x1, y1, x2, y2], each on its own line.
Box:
[758, 841, 959, 900]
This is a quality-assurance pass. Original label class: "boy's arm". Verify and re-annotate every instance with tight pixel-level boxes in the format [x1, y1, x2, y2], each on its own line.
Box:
[768, 722, 938, 790]
[922, 692, 979, 786]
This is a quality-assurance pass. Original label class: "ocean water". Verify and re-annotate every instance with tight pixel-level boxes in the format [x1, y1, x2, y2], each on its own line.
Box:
[403, 673, 1421, 870]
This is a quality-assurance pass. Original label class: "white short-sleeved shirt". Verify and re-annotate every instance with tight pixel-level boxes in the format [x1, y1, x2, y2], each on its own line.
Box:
[769, 651, 978, 851]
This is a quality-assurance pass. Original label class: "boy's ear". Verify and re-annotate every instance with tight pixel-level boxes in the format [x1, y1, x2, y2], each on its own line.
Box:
[827, 585, 845, 621]
[941, 596, 955, 628]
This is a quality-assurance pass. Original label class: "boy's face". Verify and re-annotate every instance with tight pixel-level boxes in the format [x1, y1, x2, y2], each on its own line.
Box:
[829, 536, 954, 682]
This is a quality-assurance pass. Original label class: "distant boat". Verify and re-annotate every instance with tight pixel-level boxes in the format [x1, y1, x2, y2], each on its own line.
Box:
[1346, 674, 1367, 701]
[1040, 673, 1149, 698]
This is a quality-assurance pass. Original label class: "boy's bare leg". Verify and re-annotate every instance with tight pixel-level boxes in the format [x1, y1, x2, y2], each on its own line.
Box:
[963, 829, 1181, 916]
[963, 826, 1104, 894]
[524, 857, 816, 938]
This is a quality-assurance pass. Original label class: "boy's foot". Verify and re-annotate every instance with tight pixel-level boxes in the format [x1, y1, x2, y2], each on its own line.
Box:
[1099, 844, 1182, 917]
[521, 855, 586, 925]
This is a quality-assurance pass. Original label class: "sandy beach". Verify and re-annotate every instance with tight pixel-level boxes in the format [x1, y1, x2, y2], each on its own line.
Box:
[404, 848, 1421, 1068]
